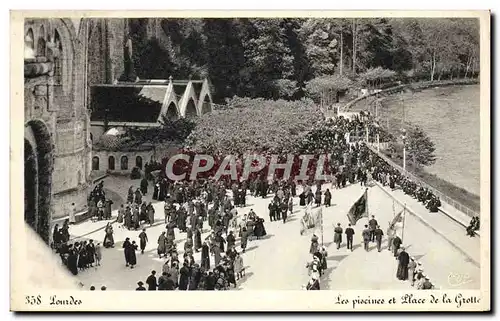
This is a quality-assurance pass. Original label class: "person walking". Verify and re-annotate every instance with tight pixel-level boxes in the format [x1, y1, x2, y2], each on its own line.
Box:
[333, 223, 343, 250]
[368, 215, 378, 242]
[138, 228, 148, 254]
[362, 225, 371, 251]
[345, 224, 355, 251]
[374, 225, 384, 252]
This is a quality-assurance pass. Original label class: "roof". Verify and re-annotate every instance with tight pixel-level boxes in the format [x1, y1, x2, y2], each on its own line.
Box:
[93, 133, 155, 152]
[90, 85, 167, 123]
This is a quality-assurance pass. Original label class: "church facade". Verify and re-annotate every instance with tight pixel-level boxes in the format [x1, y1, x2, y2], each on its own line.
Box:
[24, 18, 93, 242]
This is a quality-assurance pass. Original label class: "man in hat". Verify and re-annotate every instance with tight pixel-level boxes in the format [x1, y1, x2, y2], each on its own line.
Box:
[374, 225, 384, 252]
[136, 281, 146, 291]
[396, 246, 410, 280]
[345, 223, 355, 251]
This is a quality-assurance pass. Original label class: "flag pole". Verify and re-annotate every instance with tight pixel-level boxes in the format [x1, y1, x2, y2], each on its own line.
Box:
[365, 188, 369, 218]
[401, 204, 406, 243]
[320, 207, 324, 247]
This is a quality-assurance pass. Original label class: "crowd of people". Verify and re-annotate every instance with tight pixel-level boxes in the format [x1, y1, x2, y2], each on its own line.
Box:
[88, 182, 114, 222]
[113, 178, 272, 290]
[52, 219, 102, 276]
[466, 216, 480, 237]
[54, 110, 462, 291]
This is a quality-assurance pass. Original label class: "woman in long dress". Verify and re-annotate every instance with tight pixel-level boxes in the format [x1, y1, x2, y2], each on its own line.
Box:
[157, 232, 166, 258]
[103, 223, 114, 248]
[201, 242, 210, 270]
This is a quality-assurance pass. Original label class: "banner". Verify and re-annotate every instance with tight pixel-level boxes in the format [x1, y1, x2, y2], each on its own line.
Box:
[300, 205, 322, 235]
[389, 209, 404, 230]
[347, 189, 368, 225]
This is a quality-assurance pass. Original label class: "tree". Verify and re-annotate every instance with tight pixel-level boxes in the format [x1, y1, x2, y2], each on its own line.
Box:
[304, 74, 353, 105]
[185, 96, 323, 155]
[406, 125, 437, 168]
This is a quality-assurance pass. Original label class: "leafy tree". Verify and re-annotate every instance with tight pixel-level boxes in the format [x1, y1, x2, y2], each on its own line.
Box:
[185, 97, 323, 154]
[406, 125, 437, 168]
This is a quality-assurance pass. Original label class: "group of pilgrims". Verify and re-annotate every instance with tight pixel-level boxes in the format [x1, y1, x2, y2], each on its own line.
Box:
[104, 178, 275, 290]
[58, 110, 451, 290]
[52, 219, 103, 276]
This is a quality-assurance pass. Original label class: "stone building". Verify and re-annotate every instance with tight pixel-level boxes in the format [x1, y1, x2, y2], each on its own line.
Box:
[24, 18, 214, 242]
[24, 18, 93, 242]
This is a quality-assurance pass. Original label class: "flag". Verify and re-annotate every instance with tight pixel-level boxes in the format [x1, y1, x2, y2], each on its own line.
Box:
[389, 209, 404, 230]
[300, 206, 323, 235]
[347, 189, 368, 225]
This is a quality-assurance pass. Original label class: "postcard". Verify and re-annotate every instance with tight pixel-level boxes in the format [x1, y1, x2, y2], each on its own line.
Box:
[10, 10, 490, 311]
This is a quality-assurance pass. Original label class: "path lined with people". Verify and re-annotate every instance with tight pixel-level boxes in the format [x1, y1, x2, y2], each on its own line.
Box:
[58, 178, 480, 290]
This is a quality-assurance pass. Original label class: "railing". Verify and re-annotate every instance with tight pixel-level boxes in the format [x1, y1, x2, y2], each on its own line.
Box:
[342, 78, 479, 113]
[366, 144, 479, 218]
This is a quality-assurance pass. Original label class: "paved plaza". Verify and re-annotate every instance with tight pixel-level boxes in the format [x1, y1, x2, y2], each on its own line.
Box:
[65, 178, 481, 291]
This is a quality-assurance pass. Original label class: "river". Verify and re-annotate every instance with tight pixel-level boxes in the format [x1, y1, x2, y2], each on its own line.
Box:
[380, 84, 480, 196]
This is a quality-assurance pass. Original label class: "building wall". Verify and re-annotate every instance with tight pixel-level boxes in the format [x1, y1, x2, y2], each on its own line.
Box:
[92, 150, 155, 174]
[25, 18, 92, 223]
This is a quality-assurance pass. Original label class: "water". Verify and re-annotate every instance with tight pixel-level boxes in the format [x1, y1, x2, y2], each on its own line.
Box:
[381, 85, 480, 196]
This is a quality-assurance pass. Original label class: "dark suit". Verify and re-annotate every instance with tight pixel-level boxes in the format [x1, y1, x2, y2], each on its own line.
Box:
[374, 228, 384, 252]
[345, 227, 355, 250]
[368, 219, 378, 242]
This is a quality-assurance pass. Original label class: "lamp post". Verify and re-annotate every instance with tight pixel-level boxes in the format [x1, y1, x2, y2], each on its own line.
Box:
[374, 120, 380, 152]
[401, 128, 407, 172]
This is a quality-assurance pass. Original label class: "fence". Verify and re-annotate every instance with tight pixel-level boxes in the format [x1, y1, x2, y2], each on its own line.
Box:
[366, 144, 479, 218]
[342, 78, 479, 113]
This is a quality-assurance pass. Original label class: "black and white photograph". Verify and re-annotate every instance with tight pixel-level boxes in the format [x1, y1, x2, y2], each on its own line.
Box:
[11, 11, 490, 311]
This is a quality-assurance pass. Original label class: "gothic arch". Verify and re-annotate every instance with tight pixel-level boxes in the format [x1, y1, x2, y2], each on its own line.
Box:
[51, 19, 76, 96]
[184, 98, 197, 119]
[200, 94, 212, 115]
[164, 101, 179, 121]
[25, 28, 35, 59]
[24, 119, 54, 244]
[36, 25, 46, 57]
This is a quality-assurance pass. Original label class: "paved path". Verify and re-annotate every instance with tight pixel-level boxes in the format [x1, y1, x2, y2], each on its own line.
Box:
[64, 182, 480, 290]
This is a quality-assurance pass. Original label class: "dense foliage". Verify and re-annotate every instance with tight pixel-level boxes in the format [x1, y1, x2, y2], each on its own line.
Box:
[184, 97, 324, 154]
[388, 124, 437, 169]
[127, 18, 479, 103]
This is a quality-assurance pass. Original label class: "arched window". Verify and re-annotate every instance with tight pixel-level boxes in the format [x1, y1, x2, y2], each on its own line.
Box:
[53, 30, 63, 85]
[121, 156, 129, 170]
[92, 156, 100, 170]
[24, 28, 35, 59]
[136, 156, 143, 169]
[37, 25, 46, 57]
[108, 156, 115, 170]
